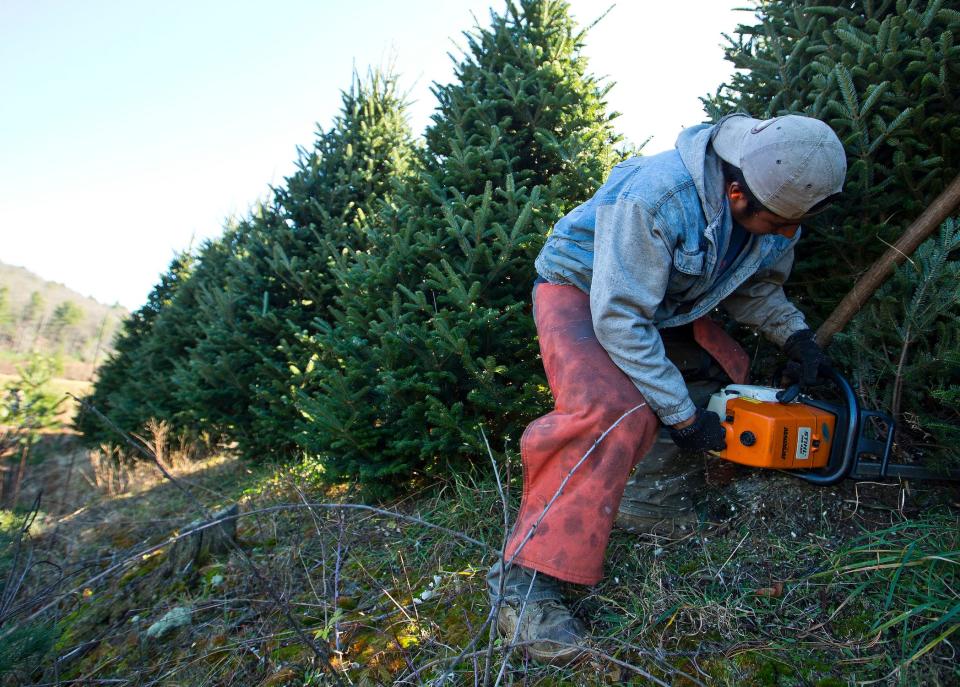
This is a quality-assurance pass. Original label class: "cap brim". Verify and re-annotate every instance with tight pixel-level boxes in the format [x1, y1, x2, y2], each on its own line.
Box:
[711, 114, 763, 166]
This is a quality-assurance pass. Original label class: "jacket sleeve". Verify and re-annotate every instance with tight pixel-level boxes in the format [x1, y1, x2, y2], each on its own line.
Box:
[720, 243, 808, 346]
[590, 199, 697, 426]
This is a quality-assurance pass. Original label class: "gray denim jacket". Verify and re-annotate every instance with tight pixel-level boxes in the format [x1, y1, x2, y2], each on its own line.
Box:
[534, 123, 808, 425]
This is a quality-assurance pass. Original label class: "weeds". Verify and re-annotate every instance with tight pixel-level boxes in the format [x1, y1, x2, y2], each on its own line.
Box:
[0, 417, 957, 684]
[88, 444, 132, 496]
[816, 518, 960, 683]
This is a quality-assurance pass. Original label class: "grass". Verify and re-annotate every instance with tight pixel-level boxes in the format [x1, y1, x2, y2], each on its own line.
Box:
[0, 435, 957, 685]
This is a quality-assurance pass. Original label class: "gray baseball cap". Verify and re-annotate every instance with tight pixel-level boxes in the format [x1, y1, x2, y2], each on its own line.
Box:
[711, 113, 847, 220]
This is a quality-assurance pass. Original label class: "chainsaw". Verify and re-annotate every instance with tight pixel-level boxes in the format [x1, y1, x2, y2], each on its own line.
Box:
[704, 368, 957, 484]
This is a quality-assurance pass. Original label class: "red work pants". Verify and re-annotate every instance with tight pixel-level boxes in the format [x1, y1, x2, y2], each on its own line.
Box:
[504, 283, 748, 585]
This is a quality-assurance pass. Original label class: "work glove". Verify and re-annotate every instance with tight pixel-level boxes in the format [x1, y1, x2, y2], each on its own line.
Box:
[782, 328, 832, 388]
[669, 409, 726, 452]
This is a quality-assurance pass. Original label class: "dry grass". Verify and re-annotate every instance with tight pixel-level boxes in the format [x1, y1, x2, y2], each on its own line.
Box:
[1, 430, 958, 686]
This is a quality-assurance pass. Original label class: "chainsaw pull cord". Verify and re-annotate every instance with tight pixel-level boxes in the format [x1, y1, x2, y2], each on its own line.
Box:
[776, 384, 802, 404]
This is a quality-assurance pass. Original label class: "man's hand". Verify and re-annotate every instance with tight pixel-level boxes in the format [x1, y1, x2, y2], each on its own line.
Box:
[783, 329, 832, 387]
[669, 410, 726, 452]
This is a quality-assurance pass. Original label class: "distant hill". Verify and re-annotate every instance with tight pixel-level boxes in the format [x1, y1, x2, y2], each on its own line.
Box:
[0, 261, 129, 379]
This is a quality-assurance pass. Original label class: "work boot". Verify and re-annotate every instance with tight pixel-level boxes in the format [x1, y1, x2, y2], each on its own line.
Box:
[487, 561, 588, 665]
[616, 428, 705, 536]
[496, 598, 588, 665]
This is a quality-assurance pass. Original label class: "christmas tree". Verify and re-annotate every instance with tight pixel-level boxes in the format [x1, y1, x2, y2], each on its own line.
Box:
[75, 251, 197, 443]
[704, 0, 960, 463]
[294, 0, 623, 490]
[170, 71, 416, 460]
[703, 0, 960, 318]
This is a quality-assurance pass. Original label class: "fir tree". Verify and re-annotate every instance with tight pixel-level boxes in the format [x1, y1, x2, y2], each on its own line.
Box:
[295, 0, 622, 490]
[703, 0, 960, 318]
[172, 71, 415, 460]
[833, 219, 960, 465]
[141, 232, 239, 436]
[75, 253, 195, 444]
[704, 0, 960, 466]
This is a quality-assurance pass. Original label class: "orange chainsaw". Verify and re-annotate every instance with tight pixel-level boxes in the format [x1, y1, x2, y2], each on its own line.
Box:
[706, 369, 907, 485]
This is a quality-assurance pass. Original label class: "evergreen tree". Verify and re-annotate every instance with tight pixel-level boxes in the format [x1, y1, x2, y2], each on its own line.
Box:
[45, 301, 83, 348]
[135, 233, 239, 436]
[295, 0, 622, 490]
[833, 219, 960, 465]
[171, 71, 416, 460]
[17, 292, 44, 352]
[76, 253, 195, 444]
[704, 0, 960, 466]
[703, 0, 960, 318]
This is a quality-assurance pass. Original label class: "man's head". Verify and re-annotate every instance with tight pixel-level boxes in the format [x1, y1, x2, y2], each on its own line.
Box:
[712, 113, 847, 237]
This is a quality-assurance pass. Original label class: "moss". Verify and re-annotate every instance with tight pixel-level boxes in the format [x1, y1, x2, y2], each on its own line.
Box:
[831, 609, 873, 639]
[118, 550, 166, 586]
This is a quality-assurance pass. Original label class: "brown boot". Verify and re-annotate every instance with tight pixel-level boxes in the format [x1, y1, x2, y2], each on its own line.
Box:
[613, 508, 699, 536]
[616, 428, 705, 536]
[496, 597, 588, 665]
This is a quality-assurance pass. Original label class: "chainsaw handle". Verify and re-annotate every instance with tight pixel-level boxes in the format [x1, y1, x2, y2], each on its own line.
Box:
[796, 367, 859, 486]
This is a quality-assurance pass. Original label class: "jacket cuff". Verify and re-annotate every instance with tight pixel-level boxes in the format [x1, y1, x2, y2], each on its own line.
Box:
[656, 397, 697, 427]
[767, 315, 809, 348]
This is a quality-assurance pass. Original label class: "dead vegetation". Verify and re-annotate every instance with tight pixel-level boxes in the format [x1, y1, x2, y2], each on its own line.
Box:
[1, 424, 958, 686]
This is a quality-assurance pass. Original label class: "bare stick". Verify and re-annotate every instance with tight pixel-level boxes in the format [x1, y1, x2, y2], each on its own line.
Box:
[14, 500, 492, 632]
[434, 405, 645, 682]
[400, 641, 678, 687]
[332, 512, 346, 654]
[481, 426, 510, 687]
[505, 403, 646, 568]
[817, 171, 960, 346]
[493, 569, 539, 687]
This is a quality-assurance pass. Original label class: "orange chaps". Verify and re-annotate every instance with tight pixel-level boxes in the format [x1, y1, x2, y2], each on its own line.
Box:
[503, 283, 748, 585]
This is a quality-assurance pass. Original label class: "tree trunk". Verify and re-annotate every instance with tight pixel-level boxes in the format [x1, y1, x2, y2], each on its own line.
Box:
[816, 172, 960, 346]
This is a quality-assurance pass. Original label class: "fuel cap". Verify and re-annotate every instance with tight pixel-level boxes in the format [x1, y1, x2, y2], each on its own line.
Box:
[739, 431, 757, 447]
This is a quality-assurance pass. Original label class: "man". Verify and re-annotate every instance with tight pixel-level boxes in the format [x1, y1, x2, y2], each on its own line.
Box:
[487, 113, 846, 664]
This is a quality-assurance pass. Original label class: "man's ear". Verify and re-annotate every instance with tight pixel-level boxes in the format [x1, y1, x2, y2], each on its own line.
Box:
[726, 181, 746, 203]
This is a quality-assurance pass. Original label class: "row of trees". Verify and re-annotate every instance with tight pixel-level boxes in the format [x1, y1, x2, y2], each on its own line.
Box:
[0, 291, 82, 354]
[0, 286, 120, 367]
[78, 0, 960, 488]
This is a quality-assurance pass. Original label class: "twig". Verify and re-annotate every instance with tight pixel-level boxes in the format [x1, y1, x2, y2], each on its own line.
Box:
[399, 640, 677, 686]
[435, 407, 645, 683]
[332, 512, 347, 653]
[715, 531, 750, 582]
[504, 404, 647, 569]
[493, 568, 539, 687]
[14, 499, 494, 633]
[481, 426, 510, 687]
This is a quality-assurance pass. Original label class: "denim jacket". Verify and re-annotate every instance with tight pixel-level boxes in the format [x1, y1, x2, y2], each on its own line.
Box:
[534, 123, 808, 425]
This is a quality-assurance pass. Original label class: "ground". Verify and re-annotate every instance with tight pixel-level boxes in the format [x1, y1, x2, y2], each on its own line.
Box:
[1, 430, 958, 686]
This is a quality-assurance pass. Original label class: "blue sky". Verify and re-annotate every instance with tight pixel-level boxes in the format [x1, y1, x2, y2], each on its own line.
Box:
[1, 1, 748, 309]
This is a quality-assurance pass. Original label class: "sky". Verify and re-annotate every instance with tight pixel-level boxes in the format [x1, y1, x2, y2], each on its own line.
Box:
[0, 1, 751, 310]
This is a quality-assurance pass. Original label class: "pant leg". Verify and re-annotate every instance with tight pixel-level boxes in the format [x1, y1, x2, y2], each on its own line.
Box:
[503, 283, 659, 586]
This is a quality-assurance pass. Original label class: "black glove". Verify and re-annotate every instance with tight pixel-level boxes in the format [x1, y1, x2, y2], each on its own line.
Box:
[669, 410, 726, 452]
[782, 329, 832, 388]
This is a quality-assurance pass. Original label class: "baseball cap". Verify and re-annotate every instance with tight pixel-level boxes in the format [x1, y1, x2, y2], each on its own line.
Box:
[711, 113, 847, 220]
